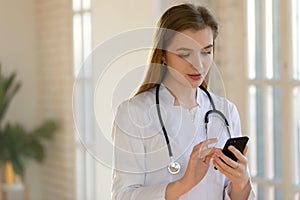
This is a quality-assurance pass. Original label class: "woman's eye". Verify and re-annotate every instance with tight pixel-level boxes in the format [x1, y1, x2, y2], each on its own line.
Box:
[201, 51, 212, 55]
[178, 53, 190, 58]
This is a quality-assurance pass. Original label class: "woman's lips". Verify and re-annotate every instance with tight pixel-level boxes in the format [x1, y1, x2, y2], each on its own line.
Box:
[187, 74, 201, 80]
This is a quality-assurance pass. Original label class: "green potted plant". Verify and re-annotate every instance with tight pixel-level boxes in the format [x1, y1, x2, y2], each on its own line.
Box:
[0, 64, 58, 184]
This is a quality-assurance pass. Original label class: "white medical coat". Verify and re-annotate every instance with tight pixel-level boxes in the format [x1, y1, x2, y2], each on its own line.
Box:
[112, 85, 255, 200]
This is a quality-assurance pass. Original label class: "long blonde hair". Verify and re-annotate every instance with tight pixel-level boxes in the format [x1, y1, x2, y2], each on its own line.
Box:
[134, 3, 219, 96]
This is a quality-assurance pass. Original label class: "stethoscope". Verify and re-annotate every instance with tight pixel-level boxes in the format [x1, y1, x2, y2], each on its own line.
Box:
[155, 84, 232, 175]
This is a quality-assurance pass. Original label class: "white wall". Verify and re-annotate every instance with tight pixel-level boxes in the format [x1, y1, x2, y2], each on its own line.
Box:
[92, 0, 161, 42]
[0, 0, 42, 199]
[36, 1, 75, 199]
[0, 0, 39, 126]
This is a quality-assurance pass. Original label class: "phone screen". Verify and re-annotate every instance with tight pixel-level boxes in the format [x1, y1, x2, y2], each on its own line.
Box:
[222, 136, 249, 162]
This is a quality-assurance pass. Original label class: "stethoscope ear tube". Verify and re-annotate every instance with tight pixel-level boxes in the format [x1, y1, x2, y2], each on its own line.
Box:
[201, 85, 231, 139]
[204, 109, 230, 126]
[155, 84, 173, 157]
[204, 109, 231, 139]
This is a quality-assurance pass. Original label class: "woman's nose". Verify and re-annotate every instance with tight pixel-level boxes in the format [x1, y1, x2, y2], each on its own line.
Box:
[190, 55, 204, 70]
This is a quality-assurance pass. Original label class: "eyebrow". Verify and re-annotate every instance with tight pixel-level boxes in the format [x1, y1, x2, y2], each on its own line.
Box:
[176, 44, 214, 51]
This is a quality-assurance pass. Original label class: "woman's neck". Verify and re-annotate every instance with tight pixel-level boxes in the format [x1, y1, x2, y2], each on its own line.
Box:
[163, 77, 198, 109]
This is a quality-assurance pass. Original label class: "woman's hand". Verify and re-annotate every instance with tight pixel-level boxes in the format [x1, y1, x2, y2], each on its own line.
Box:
[212, 145, 251, 200]
[166, 138, 218, 200]
[181, 138, 218, 188]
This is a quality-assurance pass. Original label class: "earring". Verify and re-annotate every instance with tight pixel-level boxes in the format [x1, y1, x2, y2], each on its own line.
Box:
[159, 57, 167, 83]
[161, 57, 167, 65]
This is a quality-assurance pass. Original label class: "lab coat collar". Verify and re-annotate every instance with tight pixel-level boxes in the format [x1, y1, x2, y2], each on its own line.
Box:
[196, 87, 203, 108]
[158, 84, 203, 108]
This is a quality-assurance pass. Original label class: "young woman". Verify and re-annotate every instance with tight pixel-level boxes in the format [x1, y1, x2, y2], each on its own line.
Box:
[112, 3, 255, 200]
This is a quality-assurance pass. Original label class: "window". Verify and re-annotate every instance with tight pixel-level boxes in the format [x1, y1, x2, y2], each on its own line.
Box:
[72, 0, 94, 199]
[292, 0, 300, 198]
[247, 0, 300, 199]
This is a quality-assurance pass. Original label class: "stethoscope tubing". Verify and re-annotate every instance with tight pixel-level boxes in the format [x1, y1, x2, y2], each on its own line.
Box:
[156, 84, 174, 157]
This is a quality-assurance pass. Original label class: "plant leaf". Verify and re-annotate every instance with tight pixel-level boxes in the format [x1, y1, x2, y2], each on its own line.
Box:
[11, 155, 26, 178]
[23, 138, 45, 162]
[32, 120, 58, 139]
[0, 72, 21, 125]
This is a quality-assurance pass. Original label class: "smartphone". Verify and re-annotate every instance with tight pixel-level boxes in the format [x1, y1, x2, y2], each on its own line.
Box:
[222, 136, 249, 162]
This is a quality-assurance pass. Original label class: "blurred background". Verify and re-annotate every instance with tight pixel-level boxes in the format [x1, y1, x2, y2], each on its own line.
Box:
[1, 0, 300, 199]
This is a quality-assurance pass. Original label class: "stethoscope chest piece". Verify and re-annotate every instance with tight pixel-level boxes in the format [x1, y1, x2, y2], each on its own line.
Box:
[168, 161, 181, 175]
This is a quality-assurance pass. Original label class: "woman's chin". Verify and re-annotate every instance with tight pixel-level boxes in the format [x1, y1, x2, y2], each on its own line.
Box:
[188, 80, 203, 88]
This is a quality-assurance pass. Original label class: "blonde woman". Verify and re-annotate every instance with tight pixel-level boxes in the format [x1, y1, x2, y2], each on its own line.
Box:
[112, 3, 255, 200]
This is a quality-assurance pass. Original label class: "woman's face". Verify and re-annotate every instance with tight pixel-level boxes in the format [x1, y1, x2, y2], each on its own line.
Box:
[164, 27, 214, 88]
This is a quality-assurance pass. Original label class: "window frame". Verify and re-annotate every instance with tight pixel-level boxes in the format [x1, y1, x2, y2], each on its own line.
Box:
[72, 0, 95, 199]
[246, 0, 300, 199]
